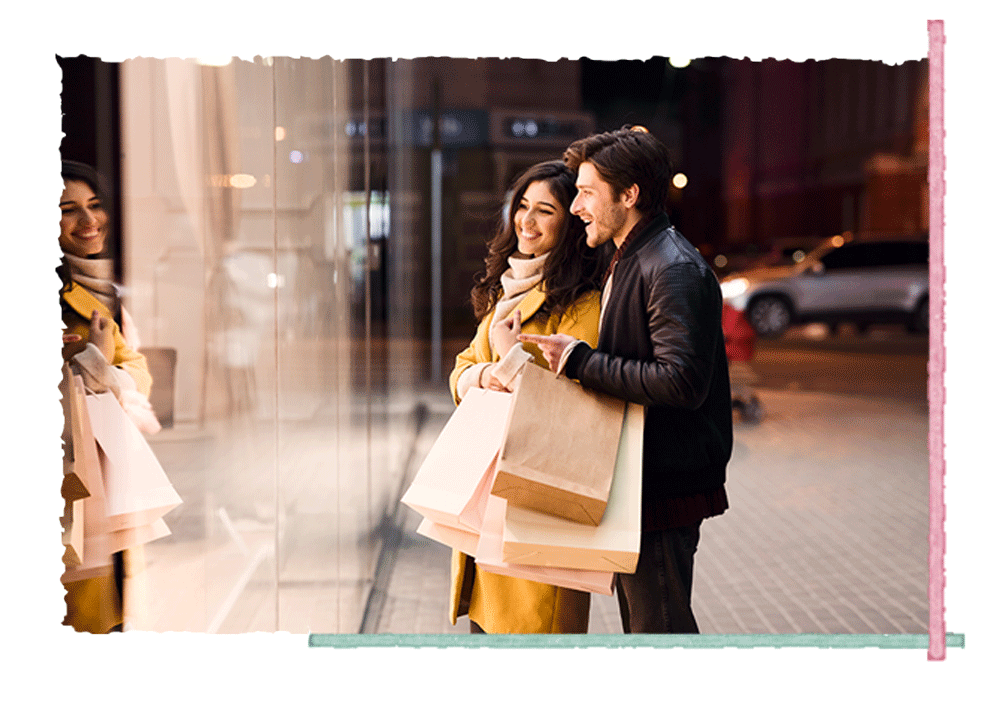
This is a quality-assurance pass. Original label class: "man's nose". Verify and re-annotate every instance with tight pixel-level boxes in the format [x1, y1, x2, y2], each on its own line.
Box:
[569, 195, 582, 215]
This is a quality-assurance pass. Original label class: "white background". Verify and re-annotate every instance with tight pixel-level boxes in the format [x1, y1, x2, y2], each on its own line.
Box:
[5, 2, 993, 706]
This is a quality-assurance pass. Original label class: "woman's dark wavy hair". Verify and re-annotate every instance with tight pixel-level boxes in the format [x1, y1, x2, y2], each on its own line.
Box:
[61, 160, 113, 221]
[58, 160, 122, 323]
[469, 160, 603, 321]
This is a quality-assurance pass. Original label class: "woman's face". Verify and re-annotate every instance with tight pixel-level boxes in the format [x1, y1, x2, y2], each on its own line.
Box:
[513, 180, 565, 257]
[59, 179, 108, 258]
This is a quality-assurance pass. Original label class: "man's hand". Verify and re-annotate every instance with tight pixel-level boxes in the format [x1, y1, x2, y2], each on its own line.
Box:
[517, 333, 576, 373]
[490, 309, 521, 358]
[89, 310, 115, 363]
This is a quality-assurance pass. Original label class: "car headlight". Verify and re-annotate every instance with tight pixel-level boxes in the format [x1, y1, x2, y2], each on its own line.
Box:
[720, 277, 749, 300]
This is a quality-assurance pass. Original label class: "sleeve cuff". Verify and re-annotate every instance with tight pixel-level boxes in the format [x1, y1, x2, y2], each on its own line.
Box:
[456, 362, 491, 401]
[491, 343, 532, 387]
[556, 339, 585, 377]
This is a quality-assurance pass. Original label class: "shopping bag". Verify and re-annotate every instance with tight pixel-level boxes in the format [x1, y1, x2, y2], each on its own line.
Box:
[85, 391, 182, 531]
[475, 495, 614, 596]
[401, 388, 512, 532]
[492, 363, 625, 526]
[415, 517, 480, 557]
[64, 375, 113, 579]
[61, 364, 91, 503]
[500, 402, 644, 573]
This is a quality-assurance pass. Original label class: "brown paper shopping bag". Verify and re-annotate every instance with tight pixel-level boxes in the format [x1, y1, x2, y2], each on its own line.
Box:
[500, 402, 644, 573]
[401, 388, 512, 532]
[492, 363, 626, 526]
[64, 375, 113, 579]
[475, 495, 614, 596]
[85, 391, 182, 532]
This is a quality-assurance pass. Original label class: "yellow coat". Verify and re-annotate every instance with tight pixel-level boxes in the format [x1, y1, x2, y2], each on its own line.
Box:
[448, 285, 601, 633]
[61, 280, 152, 397]
[61, 278, 153, 632]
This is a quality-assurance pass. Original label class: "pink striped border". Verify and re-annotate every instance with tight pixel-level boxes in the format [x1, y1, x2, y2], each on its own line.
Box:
[927, 19, 946, 662]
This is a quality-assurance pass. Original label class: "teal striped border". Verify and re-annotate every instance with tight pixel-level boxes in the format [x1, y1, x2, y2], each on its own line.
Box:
[308, 633, 966, 649]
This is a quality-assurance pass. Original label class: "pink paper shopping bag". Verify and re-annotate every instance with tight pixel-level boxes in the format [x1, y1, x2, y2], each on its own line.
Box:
[474, 495, 614, 596]
[401, 388, 512, 532]
[85, 391, 182, 532]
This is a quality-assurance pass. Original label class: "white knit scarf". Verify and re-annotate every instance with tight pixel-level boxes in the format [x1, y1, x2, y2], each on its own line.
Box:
[489, 252, 548, 351]
[64, 252, 118, 314]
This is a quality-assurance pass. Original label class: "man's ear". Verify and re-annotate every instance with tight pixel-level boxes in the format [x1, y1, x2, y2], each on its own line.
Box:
[621, 183, 640, 209]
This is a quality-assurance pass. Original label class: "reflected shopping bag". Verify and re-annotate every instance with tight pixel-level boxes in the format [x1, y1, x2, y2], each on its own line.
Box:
[85, 391, 182, 532]
[401, 388, 512, 533]
[492, 363, 626, 526]
[500, 402, 644, 574]
[475, 495, 614, 596]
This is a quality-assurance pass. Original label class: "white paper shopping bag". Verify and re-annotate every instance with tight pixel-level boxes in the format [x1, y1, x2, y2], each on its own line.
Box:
[401, 388, 512, 532]
[500, 402, 644, 573]
[415, 517, 480, 557]
[474, 495, 614, 596]
[85, 391, 181, 531]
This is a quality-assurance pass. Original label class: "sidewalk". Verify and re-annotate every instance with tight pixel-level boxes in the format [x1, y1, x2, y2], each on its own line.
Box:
[374, 387, 930, 635]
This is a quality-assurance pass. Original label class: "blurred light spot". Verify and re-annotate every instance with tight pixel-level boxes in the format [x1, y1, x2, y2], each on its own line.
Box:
[196, 57, 233, 66]
[266, 273, 285, 288]
[720, 277, 749, 299]
[229, 174, 256, 189]
[792, 249, 807, 263]
[672, 172, 689, 189]
[669, 57, 691, 69]
[289, 150, 305, 164]
[263, 57, 274, 67]
[525, 120, 538, 137]
[346, 122, 357, 137]
[512, 121, 525, 137]
[832, 235, 845, 247]
[714, 254, 728, 268]
[275, 126, 286, 141]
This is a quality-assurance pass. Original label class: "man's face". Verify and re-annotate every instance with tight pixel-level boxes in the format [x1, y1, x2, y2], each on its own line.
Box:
[570, 161, 631, 249]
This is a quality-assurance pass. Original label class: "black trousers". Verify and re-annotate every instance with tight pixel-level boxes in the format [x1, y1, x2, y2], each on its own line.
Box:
[615, 523, 701, 634]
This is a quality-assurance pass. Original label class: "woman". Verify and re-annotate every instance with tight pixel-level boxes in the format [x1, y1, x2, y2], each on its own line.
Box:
[448, 160, 604, 634]
[59, 160, 157, 632]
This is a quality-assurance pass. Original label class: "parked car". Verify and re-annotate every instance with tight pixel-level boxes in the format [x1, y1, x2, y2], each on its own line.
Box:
[719, 235, 929, 338]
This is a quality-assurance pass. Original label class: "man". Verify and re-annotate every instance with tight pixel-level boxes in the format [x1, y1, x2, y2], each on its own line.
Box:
[519, 126, 733, 634]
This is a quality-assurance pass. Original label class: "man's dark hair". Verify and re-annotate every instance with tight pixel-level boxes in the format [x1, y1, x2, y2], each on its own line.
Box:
[563, 126, 674, 215]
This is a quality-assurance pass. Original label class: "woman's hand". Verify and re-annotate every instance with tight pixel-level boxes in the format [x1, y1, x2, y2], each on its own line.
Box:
[479, 364, 512, 393]
[490, 309, 522, 358]
[89, 310, 115, 363]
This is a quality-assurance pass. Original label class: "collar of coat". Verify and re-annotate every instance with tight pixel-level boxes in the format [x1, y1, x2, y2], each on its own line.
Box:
[618, 211, 672, 261]
[61, 278, 115, 322]
[492, 283, 547, 326]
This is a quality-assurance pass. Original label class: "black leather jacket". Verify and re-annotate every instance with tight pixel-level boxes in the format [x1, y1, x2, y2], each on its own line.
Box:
[564, 213, 733, 503]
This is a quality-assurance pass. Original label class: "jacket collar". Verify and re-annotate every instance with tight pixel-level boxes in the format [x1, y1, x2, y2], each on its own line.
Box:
[514, 285, 547, 322]
[621, 211, 672, 260]
[61, 278, 114, 322]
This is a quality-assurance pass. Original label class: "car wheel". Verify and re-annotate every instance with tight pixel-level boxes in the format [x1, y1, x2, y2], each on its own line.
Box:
[747, 296, 792, 338]
[907, 296, 929, 333]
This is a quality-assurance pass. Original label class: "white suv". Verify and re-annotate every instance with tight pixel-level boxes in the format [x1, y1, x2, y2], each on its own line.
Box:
[720, 236, 929, 338]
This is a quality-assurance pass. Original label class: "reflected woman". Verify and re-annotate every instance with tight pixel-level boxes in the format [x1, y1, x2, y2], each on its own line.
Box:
[59, 160, 157, 632]
[448, 160, 604, 633]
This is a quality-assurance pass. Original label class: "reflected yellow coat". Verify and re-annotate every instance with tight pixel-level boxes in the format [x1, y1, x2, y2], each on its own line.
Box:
[448, 285, 601, 633]
[61, 279, 153, 632]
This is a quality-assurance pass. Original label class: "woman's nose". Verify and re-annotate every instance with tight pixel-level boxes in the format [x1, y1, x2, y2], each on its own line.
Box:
[81, 208, 98, 224]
